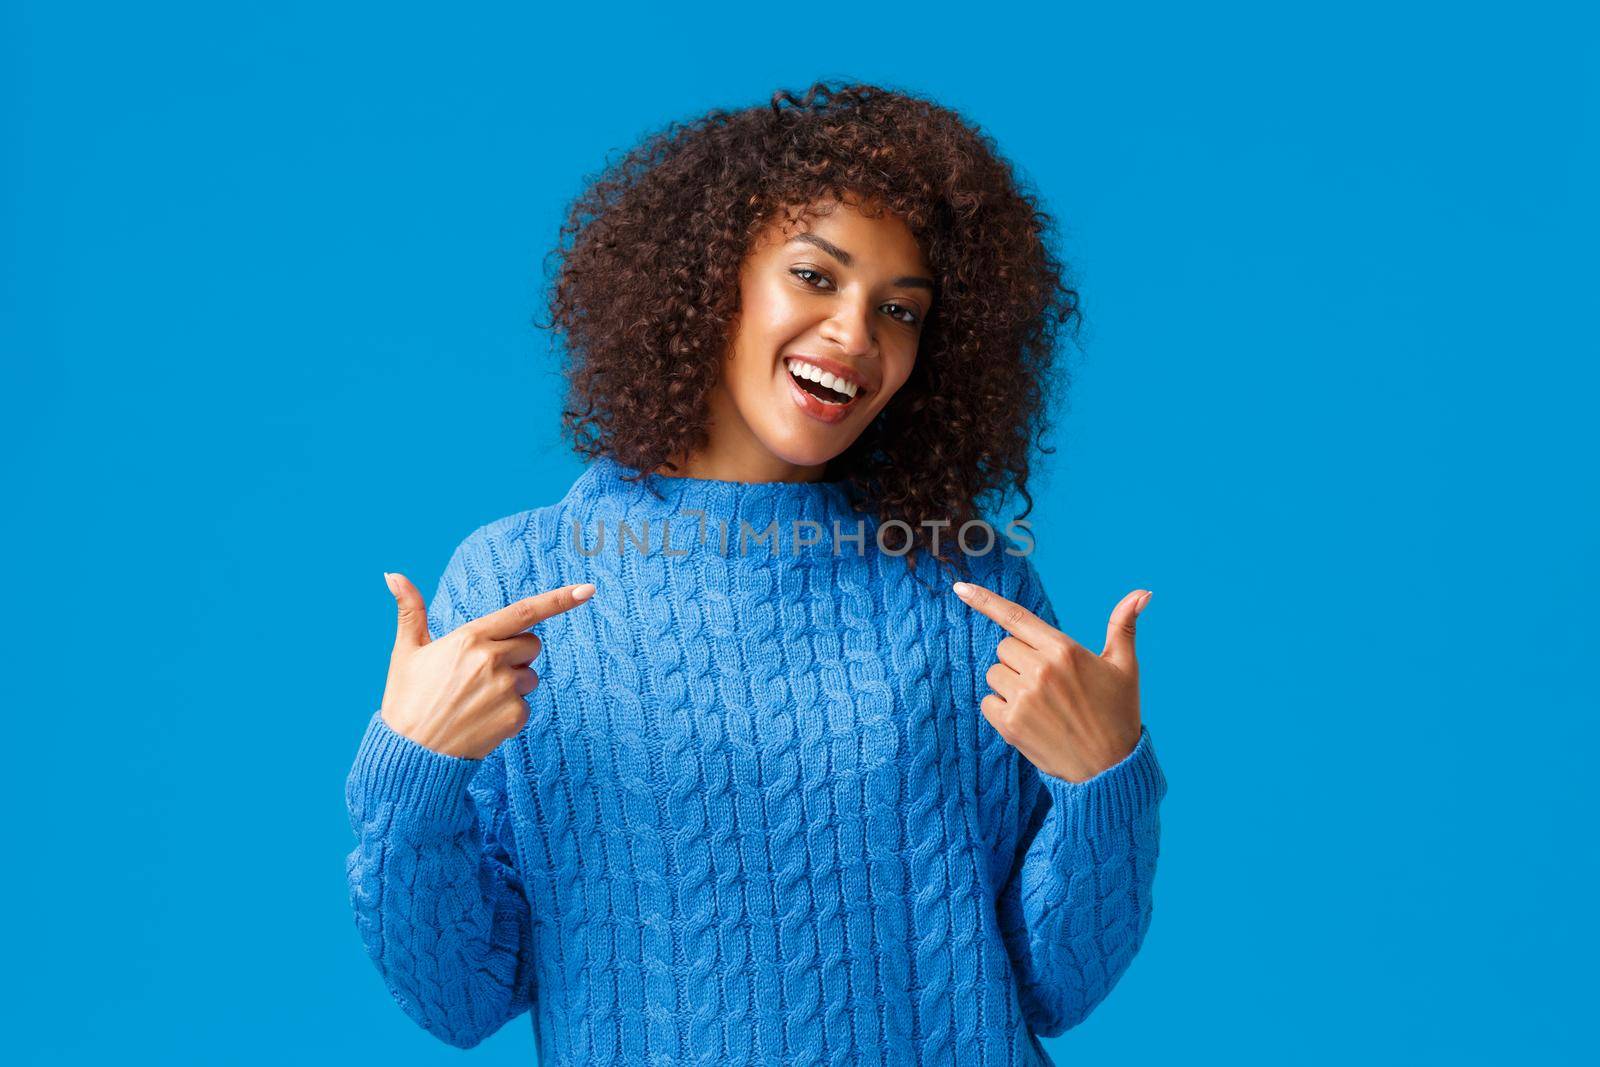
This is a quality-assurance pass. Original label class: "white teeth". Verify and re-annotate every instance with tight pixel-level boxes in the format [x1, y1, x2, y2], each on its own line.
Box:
[785, 358, 859, 399]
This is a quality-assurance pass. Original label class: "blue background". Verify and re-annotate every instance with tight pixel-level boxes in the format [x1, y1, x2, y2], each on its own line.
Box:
[5, 1, 1595, 1062]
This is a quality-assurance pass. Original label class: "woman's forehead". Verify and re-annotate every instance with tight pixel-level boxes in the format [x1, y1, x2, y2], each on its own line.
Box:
[756, 197, 927, 268]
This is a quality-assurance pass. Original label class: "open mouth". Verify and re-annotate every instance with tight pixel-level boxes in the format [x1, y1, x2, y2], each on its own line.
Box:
[784, 357, 860, 406]
[793, 374, 853, 405]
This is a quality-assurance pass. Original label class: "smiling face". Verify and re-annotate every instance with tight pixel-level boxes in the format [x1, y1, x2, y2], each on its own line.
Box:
[664, 194, 934, 482]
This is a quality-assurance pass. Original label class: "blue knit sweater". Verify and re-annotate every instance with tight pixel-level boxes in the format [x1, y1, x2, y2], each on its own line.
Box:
[345, 455, 1168, 1065]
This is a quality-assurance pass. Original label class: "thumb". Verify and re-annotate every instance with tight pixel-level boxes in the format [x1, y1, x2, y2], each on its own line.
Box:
[385, 572, 431, 652]
[1101, 589, 1152, 672]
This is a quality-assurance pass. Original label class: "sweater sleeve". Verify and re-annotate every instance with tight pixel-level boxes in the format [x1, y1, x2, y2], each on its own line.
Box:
[993, 558, 1169, 1038]
[343, 531, 536, 1049]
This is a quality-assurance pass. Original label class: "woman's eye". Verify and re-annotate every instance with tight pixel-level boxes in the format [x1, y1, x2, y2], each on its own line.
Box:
[884, 303, 920, 326]
[791, 267, 833, 290]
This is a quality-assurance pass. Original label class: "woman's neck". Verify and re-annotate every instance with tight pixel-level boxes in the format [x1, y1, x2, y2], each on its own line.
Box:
[650, 375, 834, 484]
[654, 447, 829, 485]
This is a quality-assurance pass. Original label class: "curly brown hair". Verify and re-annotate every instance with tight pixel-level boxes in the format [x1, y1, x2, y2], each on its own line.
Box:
[536, 79, 1082, 579]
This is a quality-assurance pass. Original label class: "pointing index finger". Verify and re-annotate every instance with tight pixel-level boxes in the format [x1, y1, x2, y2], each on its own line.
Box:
[952, 581, 1056, 650]
[472, 583, 596, 639]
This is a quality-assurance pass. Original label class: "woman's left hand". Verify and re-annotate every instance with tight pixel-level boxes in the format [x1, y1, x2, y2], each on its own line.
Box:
[954, 582, 1152, 783]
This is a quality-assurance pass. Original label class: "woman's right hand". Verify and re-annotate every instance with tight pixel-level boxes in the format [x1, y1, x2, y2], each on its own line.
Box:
[379, 572, 596, 760]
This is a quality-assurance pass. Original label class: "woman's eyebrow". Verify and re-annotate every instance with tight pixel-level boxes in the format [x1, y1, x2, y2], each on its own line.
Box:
[789, 233, 935, 291]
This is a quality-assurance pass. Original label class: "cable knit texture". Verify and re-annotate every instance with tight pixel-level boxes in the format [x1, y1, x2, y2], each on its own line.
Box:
[345, 455, 1168, 1065]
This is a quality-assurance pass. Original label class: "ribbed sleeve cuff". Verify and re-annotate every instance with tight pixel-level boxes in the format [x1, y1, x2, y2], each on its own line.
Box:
[346, 709, 485, 831]
[1038, 725, 1167, 839]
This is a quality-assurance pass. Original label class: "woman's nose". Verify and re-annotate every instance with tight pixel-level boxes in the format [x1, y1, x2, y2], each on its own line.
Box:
[820, 302, 876, 358]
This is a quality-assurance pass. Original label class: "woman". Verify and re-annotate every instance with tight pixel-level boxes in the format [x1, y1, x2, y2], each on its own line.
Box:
[345, 81, 1167, 1065]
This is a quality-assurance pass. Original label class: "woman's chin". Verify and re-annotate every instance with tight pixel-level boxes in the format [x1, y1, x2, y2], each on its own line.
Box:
[756, 422, 854, 473]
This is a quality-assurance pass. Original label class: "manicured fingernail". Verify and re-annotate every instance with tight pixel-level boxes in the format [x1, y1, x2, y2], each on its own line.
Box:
[1138, 591, 1153, 611]
[952, 582, 973, 597]
[572, 583, 596, 602]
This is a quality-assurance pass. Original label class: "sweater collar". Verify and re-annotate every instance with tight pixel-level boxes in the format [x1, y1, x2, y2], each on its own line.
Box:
[566, 454, 870, 559]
